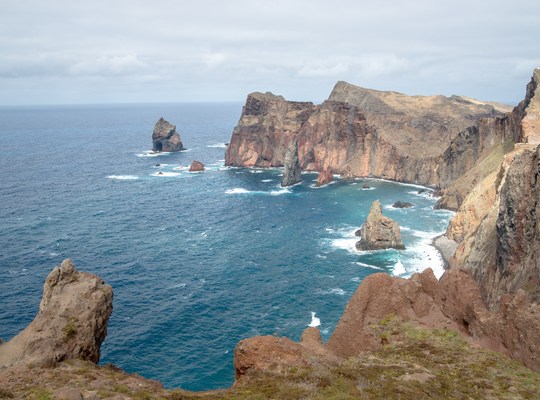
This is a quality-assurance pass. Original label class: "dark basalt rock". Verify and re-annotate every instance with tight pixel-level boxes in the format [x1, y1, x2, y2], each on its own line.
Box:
[393, 201, 414, 208]
[281, 140, 302, 187]
[152, 117, 184, 152]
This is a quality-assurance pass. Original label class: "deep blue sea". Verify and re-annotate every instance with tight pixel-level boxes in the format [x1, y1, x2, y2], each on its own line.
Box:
[0, 103, 453, 391]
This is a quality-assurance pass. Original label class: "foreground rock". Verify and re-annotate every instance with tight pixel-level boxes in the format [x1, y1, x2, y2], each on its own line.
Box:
[189, 160, 205, 172]
[356, 200, 405, 250]
[315, 168, 333, 187]
[327, 267, 540, 372]
[152, 117, 184, 152]
[0, 259, 113, 368]
[280, 140, 302, 187]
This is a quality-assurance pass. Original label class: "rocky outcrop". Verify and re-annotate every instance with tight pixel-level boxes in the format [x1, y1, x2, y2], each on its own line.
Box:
[327, 267, 540, 371]
[225, 83, 509, 189]
[152, 117, 184, 152]
[189, 160, 205, 172]
[234, 327, 333, 383]
[315, 168, 333, 187]
[392, 201, 414, 208]
[0, 259, 113, 368]
[356, 200, 405, 250]
[281, 140, 302, 187]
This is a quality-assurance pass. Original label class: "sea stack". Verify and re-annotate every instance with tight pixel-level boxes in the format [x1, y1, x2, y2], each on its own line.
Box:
[189, 160, 205, 172]
[281, 140, 302, 187]
[315, 168, 334, 187]
[152, 117, 184, 152]
[356, 200, 405, 250]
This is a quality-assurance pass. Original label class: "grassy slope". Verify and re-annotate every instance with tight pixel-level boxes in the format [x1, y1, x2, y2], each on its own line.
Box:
[2, 318, 539, 400]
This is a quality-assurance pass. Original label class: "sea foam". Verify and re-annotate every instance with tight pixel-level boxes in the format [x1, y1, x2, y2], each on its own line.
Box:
[107, 175, 139, 180]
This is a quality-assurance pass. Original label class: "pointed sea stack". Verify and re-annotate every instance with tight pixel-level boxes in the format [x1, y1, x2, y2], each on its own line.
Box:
[281, 140, 302, 187]
[152, 117, 184, 152]
[315, 168, 334, 187]
[356, 200, 405, 250]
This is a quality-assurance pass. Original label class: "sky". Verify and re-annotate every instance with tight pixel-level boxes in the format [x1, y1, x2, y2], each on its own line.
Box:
[1, 0, 539, 106]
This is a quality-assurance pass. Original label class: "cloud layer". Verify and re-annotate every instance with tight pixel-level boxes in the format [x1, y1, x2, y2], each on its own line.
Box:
[1, 0, 539, 105]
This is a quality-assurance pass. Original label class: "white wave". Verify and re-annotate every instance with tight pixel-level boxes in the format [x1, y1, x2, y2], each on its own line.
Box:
[173, 166, 190, 171]
[407, 190, 433, 199]
[351, 277, 362, 282]
[269, 188, 290, 196]
[308, 311, 321, 327]
[249, 169, 263, 174]
[330, 238, 358, 254]
[320, 288, 346, 296]
[316, 254, 327, 259]
[225, 187, 291, 196]
[207, 143, 228, 148]
[392, 259, 406, 276]
[361, 186, 376, 191]
[153, 163, 169, 168]
[353, 261, 384, 271]
[261, 179, 273, 183]
[151, 172, 180, 177]
[225, 188, 251, 194]
[107, 175, 139, 180]
[136, 151, 171, 157]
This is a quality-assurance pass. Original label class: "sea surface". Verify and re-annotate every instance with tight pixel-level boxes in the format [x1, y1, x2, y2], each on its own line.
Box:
[0, 103, 453, 391]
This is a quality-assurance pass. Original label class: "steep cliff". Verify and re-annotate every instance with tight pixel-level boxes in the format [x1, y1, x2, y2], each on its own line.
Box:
[225, 82, 510, 190]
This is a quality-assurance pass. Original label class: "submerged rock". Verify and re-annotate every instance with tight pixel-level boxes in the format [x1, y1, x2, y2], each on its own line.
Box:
[189, 160, 205, 172]
[392, 201, 414, 208]
[0, 259, 113, 368]
[356, 200, 405, 250]
[152, 117, 184, 152]
[281, 140, 302, 187]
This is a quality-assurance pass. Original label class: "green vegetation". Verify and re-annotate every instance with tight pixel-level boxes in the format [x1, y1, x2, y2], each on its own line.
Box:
[63, 317, 78, 339]
[3, 321, 539, 399]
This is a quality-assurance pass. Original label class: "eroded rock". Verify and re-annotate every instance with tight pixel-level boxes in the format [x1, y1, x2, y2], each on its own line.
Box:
[189, 160, 205, 172]
[281, 140, 302, 187]
[152, 117, 184, 152]
[356, 200, 405, 250]
[0, 259, 113, 368]
[315, 168, 333, 187]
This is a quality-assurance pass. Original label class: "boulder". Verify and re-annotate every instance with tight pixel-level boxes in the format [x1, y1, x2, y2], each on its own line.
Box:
[189, 160, 205, 172]
[362, 183, 371, 189]
[315, 168, 333, 187]
[0, 259, 113, 368]
[356, 200, 405, 250]
[281, 140, 302, 187]
[392, 201, 414, 208]
[152, 117, 184, 152]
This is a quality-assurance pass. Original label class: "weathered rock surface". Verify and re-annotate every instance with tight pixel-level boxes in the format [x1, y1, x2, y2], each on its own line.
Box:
[326, 267, 540, 371]
[225, 82, 508, 189]
[0, 259, 113, 368]
[189, 160, 205, 172]
[280, 140, 302, 187]
[315, 168, 333, 187]
[356, 200, 405, 250]
[234, 327, 333, 383]
[152, 117, 184, 152]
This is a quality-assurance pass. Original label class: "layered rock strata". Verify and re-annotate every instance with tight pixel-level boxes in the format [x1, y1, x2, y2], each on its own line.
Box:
[356, 200, 405, 250]
[152, 117, 184, 152]
[0, 259, 113, 368]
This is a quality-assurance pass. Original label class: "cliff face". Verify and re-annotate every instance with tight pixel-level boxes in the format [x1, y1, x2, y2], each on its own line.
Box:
[0, 259, 113, 368]
[226, 82, 509, 189]
[446, 69, 540, 307]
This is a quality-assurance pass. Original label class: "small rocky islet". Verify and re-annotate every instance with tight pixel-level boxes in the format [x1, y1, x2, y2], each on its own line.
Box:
[1, 69, 540, 398]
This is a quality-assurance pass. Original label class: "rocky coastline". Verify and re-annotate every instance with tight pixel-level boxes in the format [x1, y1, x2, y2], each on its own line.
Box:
[1, 69, 539, 398]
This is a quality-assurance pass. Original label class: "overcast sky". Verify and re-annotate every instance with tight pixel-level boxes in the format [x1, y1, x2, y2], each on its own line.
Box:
[1, 0, 539, 106]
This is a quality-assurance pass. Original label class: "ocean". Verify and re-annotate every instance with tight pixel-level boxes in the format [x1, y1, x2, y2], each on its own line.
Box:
[0, 103, 453, 390]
